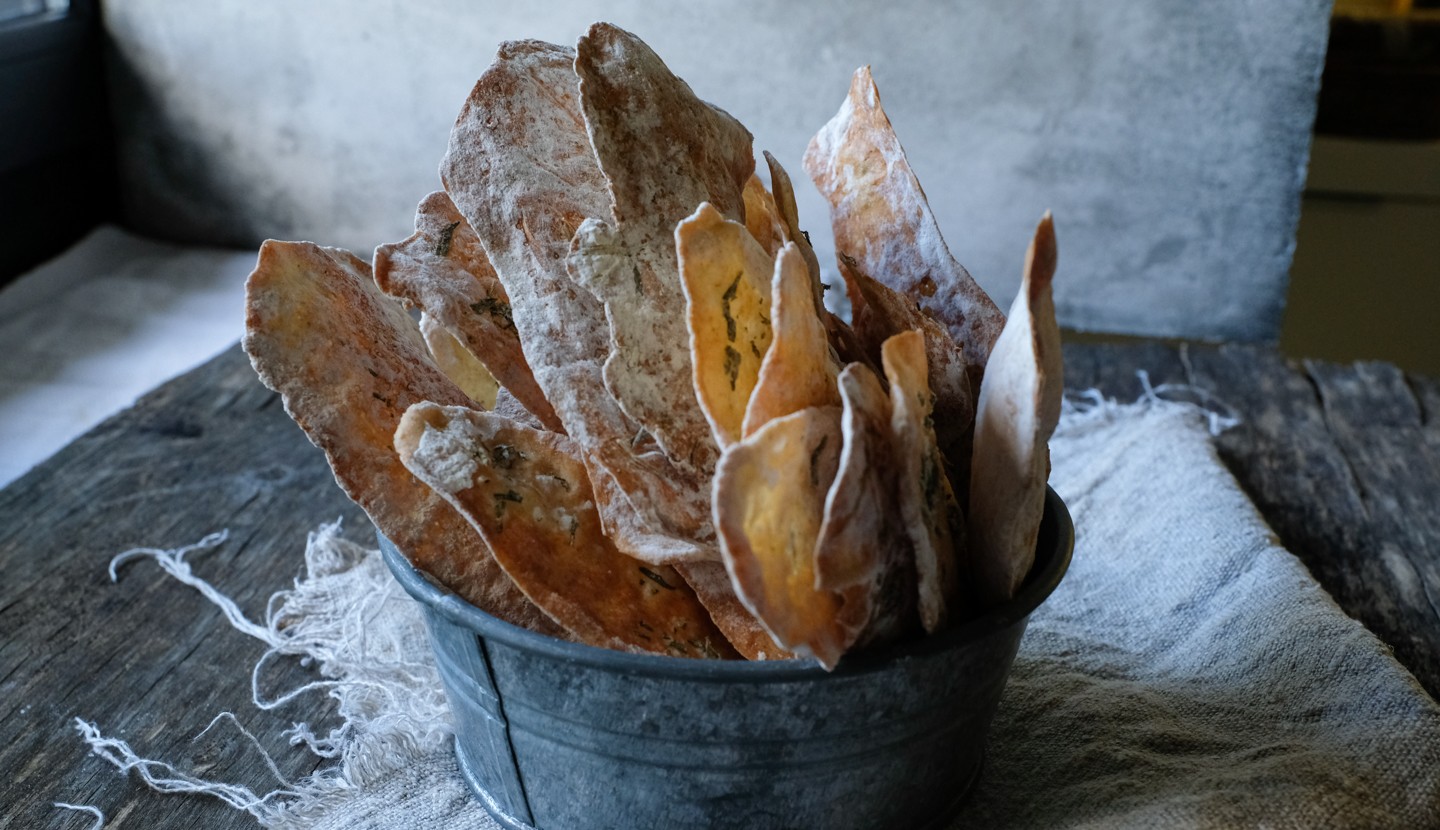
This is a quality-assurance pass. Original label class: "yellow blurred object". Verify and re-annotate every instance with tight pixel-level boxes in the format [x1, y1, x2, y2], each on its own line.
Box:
[1333, 0, 1411, 18]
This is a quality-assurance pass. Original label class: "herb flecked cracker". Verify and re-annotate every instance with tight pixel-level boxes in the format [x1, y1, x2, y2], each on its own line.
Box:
[815, 363, 918, 651]
[242, 240, 561, 636]
[882, 330, 965, 633]
[568, 21, 754, 475]
[841, 255, 975, 483]
[373, 191, 560, 431]
[677, 202, 776, 449]
[396, 402, 736, 658]
[970, 214, 1062, 605]
[674, 560, 792, 660]
[441, 38, 714, 565]
[805, 66, 1004, 397]
[742, 244, 841, 437]
[714, 405, 849, 668]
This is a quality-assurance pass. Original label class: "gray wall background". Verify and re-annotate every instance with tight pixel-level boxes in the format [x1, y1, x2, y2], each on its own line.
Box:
[102, 0, 1331, 342]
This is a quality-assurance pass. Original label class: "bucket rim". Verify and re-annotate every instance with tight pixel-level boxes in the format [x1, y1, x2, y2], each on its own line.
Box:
[380, 486, 1073, 680]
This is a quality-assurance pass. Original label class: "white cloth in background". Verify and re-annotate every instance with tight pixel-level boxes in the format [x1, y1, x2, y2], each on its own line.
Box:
[0, 226, 254, 487]
[74, 399, 1440, 829]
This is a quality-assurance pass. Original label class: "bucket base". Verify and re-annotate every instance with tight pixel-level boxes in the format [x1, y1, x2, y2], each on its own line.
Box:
[456, 734, 985, 830]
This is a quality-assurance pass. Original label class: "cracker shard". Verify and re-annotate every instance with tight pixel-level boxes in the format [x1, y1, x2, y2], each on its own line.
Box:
[742, 244, 841, 438]
[883, 330, 965, 633]
[396, 402, 737, 659]
[805, 66, 1004, 395]
[715, 406, 849, 669]
[970, 214, 1062, 605]
[569, 21, 754, 476]
[441, 38, 713, 564]
[816, 363, 919, 650]
[677, 202, 776, 449]
[242, 239, 558, 635]
[373, 191, 560, 431]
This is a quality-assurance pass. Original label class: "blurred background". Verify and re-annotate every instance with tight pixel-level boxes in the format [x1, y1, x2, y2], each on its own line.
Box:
[0, 0, 1435, 485]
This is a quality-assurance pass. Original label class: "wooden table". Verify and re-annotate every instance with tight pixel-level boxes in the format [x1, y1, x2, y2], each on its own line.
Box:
[2, 341, 1436, 828]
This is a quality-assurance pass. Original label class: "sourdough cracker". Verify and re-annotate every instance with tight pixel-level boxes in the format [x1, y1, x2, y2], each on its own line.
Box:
[674, 561, 791, 660]
[714, 406, 849, 668]
[970, 214, 1062, 605]
[742, 244, 841, 437]
[677, 202, 776, 449]
[763, 151, 825, 310]
[396, 402, 736, 658]
[441, 38, 713, 562]
[805, 66, 1004, 394]
[741, 174, 786, 257]
[841, 254, 974, 478]
[373, 191, 559, 430]
[242, 240, 559, 635]
[569, 21, 754, 475]
[882, 330, 964, 633]
[419, 312, 499, 409]
[815, 363, 919, 650]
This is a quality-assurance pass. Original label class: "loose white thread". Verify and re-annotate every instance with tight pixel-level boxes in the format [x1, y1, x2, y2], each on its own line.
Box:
[79, 519, 457, 826]
[52, 802, 105, 829]
[1060, 370, 1239, 437]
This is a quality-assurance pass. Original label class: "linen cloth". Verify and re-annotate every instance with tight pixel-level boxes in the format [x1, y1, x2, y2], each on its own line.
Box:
[78, 399, 1440, 828]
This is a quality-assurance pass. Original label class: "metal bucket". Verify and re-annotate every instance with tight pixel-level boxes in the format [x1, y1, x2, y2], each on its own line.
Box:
[380, 487, 1073, 830]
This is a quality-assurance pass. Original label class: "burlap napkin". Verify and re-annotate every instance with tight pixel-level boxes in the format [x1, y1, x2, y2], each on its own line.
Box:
[75, 398, 1440, 828]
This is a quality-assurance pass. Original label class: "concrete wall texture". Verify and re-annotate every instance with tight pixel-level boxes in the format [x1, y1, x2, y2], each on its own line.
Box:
[101, 0, 1331, 342]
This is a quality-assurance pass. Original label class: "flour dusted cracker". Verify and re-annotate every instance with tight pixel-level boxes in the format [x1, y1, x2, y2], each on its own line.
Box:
[741, 174, 786, 257]
[568, 22, 754, 476]
[805, 67, 1004, 394]
[841, 254, 974, 479]
[882, 330, 965, 632]
[674, 561, 790, 660]
[441, 38, 713, 564]
[970, 214, 1062, 605]
[373, 191, 560, 431]
[396, 402, 735, 658]
[815, 363, 918, 650]
[242, 240, 559, 635]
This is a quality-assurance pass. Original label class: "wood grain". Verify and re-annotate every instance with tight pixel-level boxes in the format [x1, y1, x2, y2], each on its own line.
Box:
[1, 340, 1435, 826]
[0, 345, 367, 829]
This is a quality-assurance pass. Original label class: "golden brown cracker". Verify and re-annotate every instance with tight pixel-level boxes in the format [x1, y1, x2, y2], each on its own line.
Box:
[805, 66, 1004, 392]
[677, 202, 776, 449]
[396, 402, 736, 658]
[815, 363, 918, 650]
[242, 240, 559, 635]
[882, 330, 964, 633]
[373, 191, 560, 431]
[674, 561, 791, 660]
[419, 312, 499, 409]
[763, 151, 825, 311]
[742, 174, 786, 257]
[970, 214, 1062, 605]
[841, 254, 974, 478]
[742, 244, 841, 437]
[714, 405, 849, 668]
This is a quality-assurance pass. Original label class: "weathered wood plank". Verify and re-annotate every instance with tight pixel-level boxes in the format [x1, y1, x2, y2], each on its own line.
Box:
[2, 339, 1436, 827]
[1063, 340, 1440, 698]
[0, 345, 367, 829]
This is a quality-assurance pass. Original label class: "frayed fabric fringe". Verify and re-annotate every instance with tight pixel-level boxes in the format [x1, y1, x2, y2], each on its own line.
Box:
[64, 521, 454, 827]
[60, 372, 1241, 827]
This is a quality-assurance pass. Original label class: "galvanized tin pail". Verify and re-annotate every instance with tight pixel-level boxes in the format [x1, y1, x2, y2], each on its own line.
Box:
[380, 486, 1073, 830]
